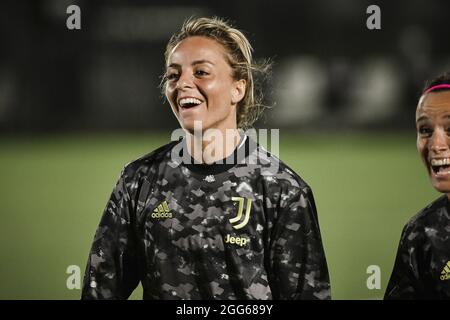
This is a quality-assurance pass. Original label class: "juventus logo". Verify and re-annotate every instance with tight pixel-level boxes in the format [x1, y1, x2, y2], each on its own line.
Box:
[229, 197, 252, 229]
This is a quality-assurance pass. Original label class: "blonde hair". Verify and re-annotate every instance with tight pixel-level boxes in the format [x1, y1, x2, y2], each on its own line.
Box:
[163, 17, 270, 130]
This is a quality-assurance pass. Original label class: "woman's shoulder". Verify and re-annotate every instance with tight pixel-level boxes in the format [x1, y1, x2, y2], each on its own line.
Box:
[251, 141, 311, 191]
[122, 139, 180, 176]
[402, 195, 450, 238]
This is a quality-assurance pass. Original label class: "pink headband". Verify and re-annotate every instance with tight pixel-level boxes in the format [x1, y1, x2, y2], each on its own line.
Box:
[424, 84, 450, 94]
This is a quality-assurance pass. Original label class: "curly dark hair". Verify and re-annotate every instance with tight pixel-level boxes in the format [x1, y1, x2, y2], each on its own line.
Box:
[422, 71, 450, 94]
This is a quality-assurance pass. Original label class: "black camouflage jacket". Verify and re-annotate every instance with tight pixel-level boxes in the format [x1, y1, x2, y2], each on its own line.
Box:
[385, 195, 450, 299]
[82, 136, 331, 300]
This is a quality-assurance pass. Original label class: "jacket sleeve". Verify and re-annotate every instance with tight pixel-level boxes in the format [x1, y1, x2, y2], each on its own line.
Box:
[384, 223, 427, 299]
[267, 186, 331, 299]
[81, 170, 140, 299]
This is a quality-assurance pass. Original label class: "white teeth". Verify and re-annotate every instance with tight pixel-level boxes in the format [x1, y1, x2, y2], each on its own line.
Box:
[436, 169, 450, 176]
[431, 158, 450, 166]
[179, 98, 202, 107]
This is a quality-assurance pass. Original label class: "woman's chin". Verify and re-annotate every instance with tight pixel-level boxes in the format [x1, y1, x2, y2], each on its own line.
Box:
[180, 118, 206, 133]
[431, 180, 450, 194]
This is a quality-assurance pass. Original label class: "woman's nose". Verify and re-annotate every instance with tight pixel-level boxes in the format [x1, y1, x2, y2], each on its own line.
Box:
[175, 73, 194, 90]
[430, 130, 449, 153]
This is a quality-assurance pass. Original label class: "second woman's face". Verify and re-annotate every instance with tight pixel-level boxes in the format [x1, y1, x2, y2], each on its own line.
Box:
[165, 36, 245, 133]
[416, 91, 450, 193]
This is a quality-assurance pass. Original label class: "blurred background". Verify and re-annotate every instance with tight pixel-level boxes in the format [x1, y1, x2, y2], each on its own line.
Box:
[1, 0, 449, 299]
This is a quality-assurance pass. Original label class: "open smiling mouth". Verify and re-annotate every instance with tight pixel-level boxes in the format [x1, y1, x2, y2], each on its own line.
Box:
[178, 97, 203, 110]
[430, 158, 450, 176]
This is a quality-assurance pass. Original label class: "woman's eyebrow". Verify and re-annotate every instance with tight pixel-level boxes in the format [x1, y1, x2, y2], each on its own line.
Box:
[166, 59, 215, 69]
[192, 59, 214, 66]
[416, 115, 428, 123]
[167, 60, 214, 69]
[416, 114, 450, 123]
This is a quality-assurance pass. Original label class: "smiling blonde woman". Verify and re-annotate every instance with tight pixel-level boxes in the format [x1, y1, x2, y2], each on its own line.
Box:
[82, 17, 330, 300]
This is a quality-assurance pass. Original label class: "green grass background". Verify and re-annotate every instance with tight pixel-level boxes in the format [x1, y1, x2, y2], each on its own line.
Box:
[0, 132, 439, 300]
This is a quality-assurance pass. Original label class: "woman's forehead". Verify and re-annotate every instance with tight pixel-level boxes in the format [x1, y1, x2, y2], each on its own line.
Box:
[167, 36, 227, 65]
[417, 91, 450, 120]
[419, 91, 450, 109]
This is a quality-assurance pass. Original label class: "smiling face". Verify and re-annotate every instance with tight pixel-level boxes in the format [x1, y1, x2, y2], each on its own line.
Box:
[416, 90, 450, 193]
[164, 36, 245, 133]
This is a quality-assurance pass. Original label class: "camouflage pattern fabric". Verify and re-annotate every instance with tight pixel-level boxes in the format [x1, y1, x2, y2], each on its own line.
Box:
[82, 136, 331, 300]
[385, 195, 450, 299]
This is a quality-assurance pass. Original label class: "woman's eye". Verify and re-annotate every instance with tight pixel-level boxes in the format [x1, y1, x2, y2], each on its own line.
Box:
[418, 126, 432, 136]
[195, 70, 209, 76]
[166, 73, 179, 80]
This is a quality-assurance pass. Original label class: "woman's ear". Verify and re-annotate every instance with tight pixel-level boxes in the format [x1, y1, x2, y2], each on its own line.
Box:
[231, 79, 246, 105]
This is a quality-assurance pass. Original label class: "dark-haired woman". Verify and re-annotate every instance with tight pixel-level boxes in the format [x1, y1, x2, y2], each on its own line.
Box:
[385, 72, 450, 299]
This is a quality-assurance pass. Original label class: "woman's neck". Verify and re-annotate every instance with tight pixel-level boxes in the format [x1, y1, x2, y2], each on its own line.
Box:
[186, 127, 241, 164]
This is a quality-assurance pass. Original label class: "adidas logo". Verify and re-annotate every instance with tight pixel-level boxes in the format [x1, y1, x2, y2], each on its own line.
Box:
[440, 261, 450, 281]
[151, 201, 172, 219]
